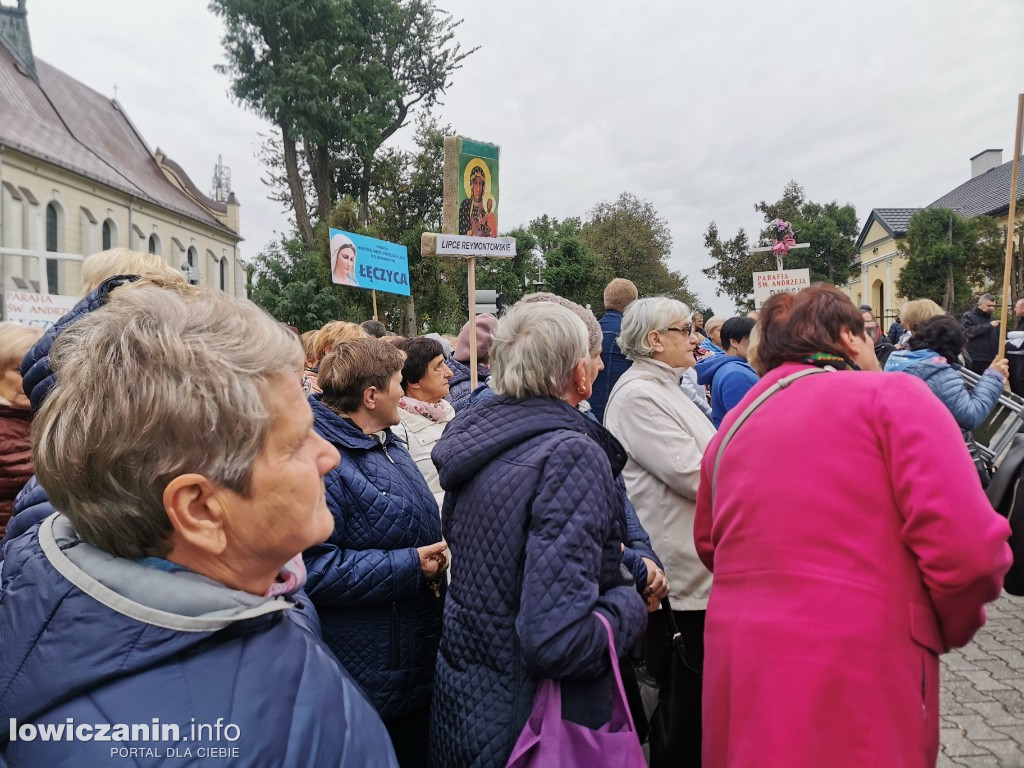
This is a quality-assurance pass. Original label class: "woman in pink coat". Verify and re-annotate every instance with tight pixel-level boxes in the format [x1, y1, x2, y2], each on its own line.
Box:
[694, 286, 1011, 768]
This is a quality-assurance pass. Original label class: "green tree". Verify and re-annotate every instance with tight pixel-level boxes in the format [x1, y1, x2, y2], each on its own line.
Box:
[210, 0, 475, 246]
[542, 237, 600, 306]
[896, 209, 1004, 313]
[580, 192, 700, 311]
[703, 181, 859, 309]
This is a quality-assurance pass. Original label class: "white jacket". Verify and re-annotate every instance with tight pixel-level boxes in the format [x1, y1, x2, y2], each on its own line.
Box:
[392, 400, 456, 508]
[604, 357, 716, 610]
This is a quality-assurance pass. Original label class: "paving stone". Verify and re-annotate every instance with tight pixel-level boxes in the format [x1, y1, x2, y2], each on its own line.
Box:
[947, 680, 998, 704]
[965, 702, 1024, 728]
[941, 727, 992, 757]
[952, 756, 1001, 766]
[948, 714, 1011, 742]
[974, 738, 1024, 765]
[959, 671, 1013, 692]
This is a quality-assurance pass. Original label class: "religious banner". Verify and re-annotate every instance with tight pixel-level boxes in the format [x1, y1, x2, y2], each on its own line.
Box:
[752, 268, 811, 307]
[329, 229, 410, 297]
[442, 137, 500, 237]
[3, 290, 78, 328]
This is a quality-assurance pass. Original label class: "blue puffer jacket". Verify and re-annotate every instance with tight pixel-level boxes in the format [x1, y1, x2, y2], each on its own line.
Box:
[884, 348, 1004, 430]
[446, 358, 490, 412]
[429, 395, 648, 768]
[0, 514, 397, 767]
[303, 396, 444, 722]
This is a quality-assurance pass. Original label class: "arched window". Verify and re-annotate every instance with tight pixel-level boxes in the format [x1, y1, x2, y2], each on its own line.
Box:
[148, 234, 158, 255]
[187, 246, 196, 268]
[102, 220, 113, 250]
[45, 203, 59, 294]
[220, 257, 227, 291]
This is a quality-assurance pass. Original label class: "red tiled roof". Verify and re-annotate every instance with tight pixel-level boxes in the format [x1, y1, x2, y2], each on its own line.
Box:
[0, 45, 236, 237]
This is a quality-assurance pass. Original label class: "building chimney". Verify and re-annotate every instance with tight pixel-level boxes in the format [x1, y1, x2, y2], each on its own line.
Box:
[971, 149, 1003, 179]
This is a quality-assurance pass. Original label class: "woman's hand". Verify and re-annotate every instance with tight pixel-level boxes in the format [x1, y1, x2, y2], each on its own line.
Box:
[418, 540, 449, 579]
[641, 556, 669, 611]
[989, 358, 1010, 379]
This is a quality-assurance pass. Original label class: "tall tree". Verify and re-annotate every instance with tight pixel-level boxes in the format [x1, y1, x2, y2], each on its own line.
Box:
[579, 192, 700, 310]
[703, 181, 859, 309]
[896, 208, 1003, 313]
[210, 0, 475, 246]
[542, 237, 600, 307]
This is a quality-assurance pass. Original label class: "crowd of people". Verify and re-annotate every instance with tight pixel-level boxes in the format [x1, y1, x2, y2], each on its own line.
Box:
[0, 247, 1016, 767]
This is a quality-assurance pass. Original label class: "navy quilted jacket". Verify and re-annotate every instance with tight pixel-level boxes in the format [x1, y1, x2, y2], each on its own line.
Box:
[0, 515, 397, 767]
[303, 396, 444, 721]
[429, 395, 648, 768]
[446, 358, 490, 413]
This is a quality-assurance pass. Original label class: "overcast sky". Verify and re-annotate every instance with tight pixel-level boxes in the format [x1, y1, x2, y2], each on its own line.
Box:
[29, 0, 1024, 313]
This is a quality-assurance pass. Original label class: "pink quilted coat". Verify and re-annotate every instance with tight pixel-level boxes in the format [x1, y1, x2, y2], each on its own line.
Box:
[694, 363, 1012, 768]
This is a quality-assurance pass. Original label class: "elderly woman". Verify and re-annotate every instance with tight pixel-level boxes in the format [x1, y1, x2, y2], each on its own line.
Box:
[430, 301, 648, 767]
[304, 338, 446, 768]
[895, 297, 944, 348]
[694, 285, 1010, 768]
[391, 336, 455, 506]
[0, 284, 395, 766]
[602, 296, 715, 767]
[311, 320, 368, 367]
[0, 322, 43, 535]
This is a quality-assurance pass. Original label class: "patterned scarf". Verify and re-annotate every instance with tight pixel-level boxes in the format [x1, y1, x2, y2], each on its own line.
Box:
[399, 395, 452, 423]
[264, 553, 308, 598]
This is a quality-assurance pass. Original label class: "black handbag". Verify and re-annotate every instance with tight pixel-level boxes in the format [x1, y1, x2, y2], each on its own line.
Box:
[646, 598, 702, 766]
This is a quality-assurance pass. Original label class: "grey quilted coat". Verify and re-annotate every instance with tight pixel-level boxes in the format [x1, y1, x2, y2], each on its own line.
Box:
[304, 396, 444, 722]
[429, 395, 648, 767]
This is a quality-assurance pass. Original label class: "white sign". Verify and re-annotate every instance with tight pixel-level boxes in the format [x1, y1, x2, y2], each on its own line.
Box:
[3, 291, 78, 328]
[752, 269, 812, 308]
[435, 235, 517, 259]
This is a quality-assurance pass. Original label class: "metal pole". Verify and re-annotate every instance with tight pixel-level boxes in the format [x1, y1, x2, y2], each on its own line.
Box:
[999, 94, 1024, 360]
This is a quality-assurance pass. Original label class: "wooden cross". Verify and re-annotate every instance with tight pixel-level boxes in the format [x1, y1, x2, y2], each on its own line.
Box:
[750, 241, 810, 271]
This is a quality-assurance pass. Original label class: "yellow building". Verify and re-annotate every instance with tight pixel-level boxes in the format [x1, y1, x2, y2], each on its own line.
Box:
[0, 0, 245, 317]
[842, 149, 1020, 323]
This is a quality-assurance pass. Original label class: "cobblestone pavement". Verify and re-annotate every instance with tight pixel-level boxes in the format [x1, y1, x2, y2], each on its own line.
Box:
[940, 593, 1024, 767]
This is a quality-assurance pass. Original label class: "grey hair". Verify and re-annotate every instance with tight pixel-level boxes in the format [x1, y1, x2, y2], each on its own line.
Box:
[33, 283, 303, 559]
[517, 292, 602, 358]
[490, 301, 589, 399]
[618, 296, 691, 360]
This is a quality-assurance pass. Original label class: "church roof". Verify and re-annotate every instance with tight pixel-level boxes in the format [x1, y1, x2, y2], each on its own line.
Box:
[0, 44, 235, 236]
[928, 157, 1022, 219]
[855, 207, 920, 251]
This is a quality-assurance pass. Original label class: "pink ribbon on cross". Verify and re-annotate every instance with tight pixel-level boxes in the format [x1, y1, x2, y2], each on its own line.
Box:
[772, 235, 797, 258]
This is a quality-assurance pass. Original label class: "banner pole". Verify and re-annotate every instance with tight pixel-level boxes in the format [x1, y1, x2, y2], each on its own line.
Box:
[998, 93, 1024, 360]
[468, 256, 478, 389]
[372, 289, 378, 322]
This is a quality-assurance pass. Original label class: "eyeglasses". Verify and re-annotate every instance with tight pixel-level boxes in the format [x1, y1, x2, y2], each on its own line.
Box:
[663, 325, 694, 336]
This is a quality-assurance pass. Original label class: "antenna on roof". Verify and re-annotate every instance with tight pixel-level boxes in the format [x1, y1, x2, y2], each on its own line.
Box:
[211, 155, 232, 202]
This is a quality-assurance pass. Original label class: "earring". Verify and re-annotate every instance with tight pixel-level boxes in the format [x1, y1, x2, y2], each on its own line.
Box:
[576, 386, 586, 394]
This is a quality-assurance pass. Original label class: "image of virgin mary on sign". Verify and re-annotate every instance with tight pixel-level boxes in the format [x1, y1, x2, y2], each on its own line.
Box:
[459, 163, 493, 237]
[331, 233, 360, 287]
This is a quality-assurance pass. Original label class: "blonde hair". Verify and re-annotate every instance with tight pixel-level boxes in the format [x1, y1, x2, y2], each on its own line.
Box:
[33, 284, 302, 559]
[603, 278, 639, 312]
[300, 329, 320, 366]
[312, 321, 369, 364]
[80, 248, 183, 296]
[0, 321, 43, 372]
[900, 299, 944, 333]
[490, 302, 588, 399]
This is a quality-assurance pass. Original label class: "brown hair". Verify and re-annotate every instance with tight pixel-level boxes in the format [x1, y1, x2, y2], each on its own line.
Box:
[319, 338, 405, 413]
[756, 284, 865, 373]
[312, 321, 368, 364]
[603, 278, 638, 312]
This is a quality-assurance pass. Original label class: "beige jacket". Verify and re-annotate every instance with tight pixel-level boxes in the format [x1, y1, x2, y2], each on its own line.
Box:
[604, 357, 716, 610]
[392, 400, 456, 508]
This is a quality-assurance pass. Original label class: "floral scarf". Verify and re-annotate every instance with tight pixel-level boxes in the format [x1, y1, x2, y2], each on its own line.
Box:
[399, 395, 452, 423]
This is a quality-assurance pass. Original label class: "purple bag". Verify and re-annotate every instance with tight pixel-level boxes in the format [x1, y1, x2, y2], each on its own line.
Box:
[506, 612, 646, 768]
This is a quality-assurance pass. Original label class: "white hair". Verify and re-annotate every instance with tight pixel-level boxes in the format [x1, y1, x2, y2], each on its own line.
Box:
[490, 302, 589, 399]
[618, 296, 691, 360]
[33, 283, 302, 559]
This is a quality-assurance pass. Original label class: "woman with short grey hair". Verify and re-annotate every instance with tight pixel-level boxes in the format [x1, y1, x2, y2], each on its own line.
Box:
[0, 283, 396, 766]
[429, 301, 648, 766]
[604, 295, 715, 767]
